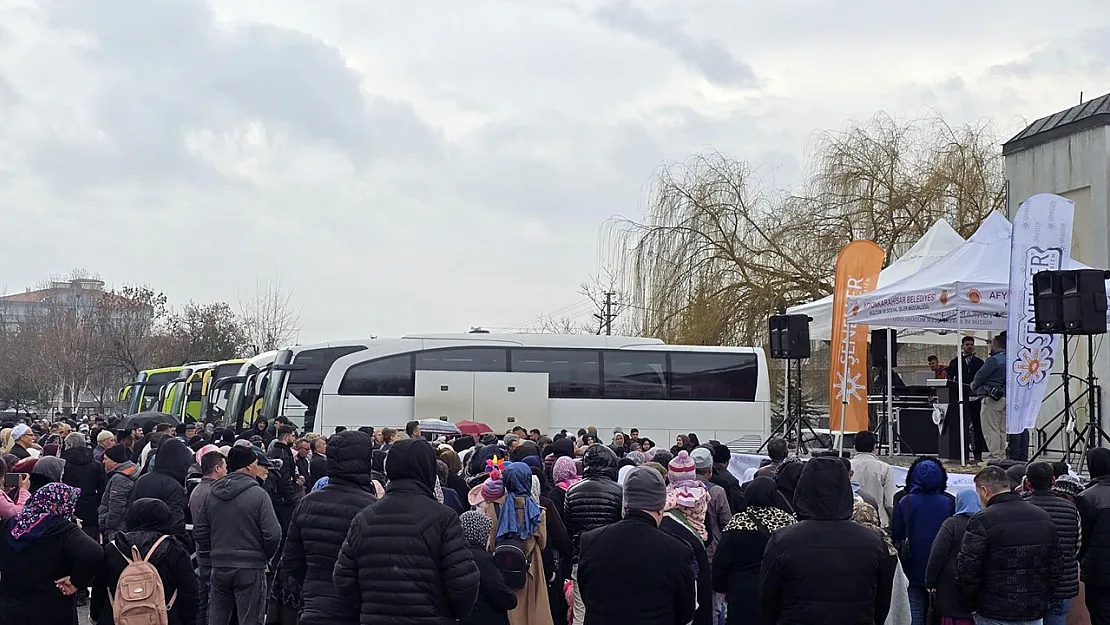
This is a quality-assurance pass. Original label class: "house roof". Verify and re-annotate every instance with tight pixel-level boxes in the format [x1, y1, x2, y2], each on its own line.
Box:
[1003, 92, 1110, 156]
[0, 287, 63, 303]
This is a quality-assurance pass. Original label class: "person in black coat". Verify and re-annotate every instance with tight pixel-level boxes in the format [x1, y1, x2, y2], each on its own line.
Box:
[0, 483, 104, 625]
[946, 336, 986, 461]
[578, 467, 695, 625]
[712, 477, 796, 625]
[308, 437, 327, 488]
[98, 498, 199, 625]
[924, 488, 981, 622]
[1078, 447, 1110, 622]
[1023, 461, 1080, 621]
[956, 465, 1063, 622]
[709, 443, 746, 514]
[458, 510, 517, 625]
[564, 444, 622, 625]
[282, 430, 378, 625]
[333, 437, 480, 624]
[61, 433, 107, 536]
[129, 437, 193, 538]
[759, 456, 892, 625]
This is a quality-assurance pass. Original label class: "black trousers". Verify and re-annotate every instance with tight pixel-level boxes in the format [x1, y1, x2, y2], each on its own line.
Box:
[1088, 586, 1110, 625]
[945, 399, 986, 458]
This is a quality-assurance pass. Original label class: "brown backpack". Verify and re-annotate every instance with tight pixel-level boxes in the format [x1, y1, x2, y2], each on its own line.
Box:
[110, 535, 177, 625]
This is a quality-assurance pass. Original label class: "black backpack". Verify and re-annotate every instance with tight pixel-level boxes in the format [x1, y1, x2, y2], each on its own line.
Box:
[491, 504, 531, 590]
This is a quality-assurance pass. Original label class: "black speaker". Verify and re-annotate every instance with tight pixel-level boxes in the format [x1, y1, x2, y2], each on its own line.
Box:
[1033, 270, 1064, 333]
[1033, 269, 1108, 335]
[870, 329, 899, 367]
[1061, 269, 1108, 335]
[768, 314, 811, 359]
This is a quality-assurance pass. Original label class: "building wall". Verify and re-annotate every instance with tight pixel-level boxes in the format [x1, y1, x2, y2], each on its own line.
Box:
[1004, 125, 1110, 444]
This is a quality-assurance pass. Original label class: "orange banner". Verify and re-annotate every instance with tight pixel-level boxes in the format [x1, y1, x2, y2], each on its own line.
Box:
[829, 240, 886, 434]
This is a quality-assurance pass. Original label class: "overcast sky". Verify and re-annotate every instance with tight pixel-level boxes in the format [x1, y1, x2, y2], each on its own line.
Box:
[1, 0, 1107, 342]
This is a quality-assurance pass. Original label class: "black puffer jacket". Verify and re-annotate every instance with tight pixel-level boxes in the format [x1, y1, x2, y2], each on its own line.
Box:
[333, 438, 479, 624]
[955, 492, 1062, 621]
[283, 431, 378, 625]
[759, 457, 891, 625]
[129, 438, 193, 537]
[1025, 489, 1080, 599]
[61, 445, 107, 530]
[1077, 475, 1110, 589]
[268, 440, 300, 506]
[564, 444, 622, 561]
[99, 499, 199, 625]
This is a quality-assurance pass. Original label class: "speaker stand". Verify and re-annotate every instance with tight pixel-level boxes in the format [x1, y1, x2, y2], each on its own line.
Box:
[759, 358, 829, 455]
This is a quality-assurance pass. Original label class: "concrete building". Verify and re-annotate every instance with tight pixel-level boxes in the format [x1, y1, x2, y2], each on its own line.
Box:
[0, 278, 110, 329]
[1003, 93, 1110, 448]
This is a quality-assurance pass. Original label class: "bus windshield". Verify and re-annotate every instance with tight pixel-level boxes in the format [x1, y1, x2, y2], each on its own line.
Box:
[264, 346, 367, 430]
[139, 371, 180, 412]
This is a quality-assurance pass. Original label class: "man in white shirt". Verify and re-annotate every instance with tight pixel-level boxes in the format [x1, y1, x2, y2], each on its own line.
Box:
[850, 430, 896, 526]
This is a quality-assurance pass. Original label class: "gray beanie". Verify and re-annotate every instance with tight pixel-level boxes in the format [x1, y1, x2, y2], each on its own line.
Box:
[623, 466, 667, 513]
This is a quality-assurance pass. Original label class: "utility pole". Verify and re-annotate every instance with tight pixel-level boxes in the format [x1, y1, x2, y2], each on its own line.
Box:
[594, 291, 617, 335]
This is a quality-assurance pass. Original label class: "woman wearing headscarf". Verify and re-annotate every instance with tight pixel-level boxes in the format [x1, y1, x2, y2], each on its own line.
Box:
[0, 483, 103, 625]
[892, 456, 954, 624]
[483, 462, 553, 625]
[530, 464, 572, 625]
[550, 456, 580, 515]
[460, 510, 518, 625]
[662, 451, 712, 625]
[712, 477, 796, 625]
[438, 447, 470, 496]
[30, 455, 66, 494]
[853, 500, 911, 625]
[925, 488, 982, 625]
[671, 434, 693, 456]
[98, 498, 198, 625]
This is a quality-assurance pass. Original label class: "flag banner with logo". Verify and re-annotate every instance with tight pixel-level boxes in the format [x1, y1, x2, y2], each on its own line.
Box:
[829, 240, 886, 434]
[1007, 193, 1074, 434]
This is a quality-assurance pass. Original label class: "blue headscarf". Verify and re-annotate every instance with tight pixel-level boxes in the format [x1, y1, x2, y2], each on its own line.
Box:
[496, 462, 542, 540]
[312, 476, 329, 492]
[955, 488, 982, 515]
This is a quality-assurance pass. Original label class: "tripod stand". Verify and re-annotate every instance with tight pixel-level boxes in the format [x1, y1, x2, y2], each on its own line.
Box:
[1067, 335, 1109, 473]
[1031, 334, 1085, 461]
[759, 358, 827, 455]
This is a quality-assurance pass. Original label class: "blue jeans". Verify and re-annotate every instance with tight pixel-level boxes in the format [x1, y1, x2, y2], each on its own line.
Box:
[973, 615, 1042, 625]
[1042, 598, 1070, 625]
[908, 587, 928, 625]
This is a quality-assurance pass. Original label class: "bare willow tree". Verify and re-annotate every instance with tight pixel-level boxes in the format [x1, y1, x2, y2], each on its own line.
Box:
[239, 277, 302, 353]
[609, 112, 1006, 347]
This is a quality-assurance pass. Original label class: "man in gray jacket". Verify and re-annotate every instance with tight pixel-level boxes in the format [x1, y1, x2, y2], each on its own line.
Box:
[194, 445, 281, 625]
[972, 332, 1008, 461]
[98, 443, 138, 542]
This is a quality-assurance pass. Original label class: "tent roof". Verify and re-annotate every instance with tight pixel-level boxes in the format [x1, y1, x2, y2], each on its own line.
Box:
[847, 212, 1014, 330]
[787, 219, 965, 342]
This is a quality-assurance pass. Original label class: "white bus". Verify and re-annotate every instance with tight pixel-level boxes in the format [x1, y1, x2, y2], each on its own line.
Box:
[315, 333, 772, 449]
[257, 340, 378, 430]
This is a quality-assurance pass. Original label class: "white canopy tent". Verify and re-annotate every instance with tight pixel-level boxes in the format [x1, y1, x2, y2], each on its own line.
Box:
[788, 219, 966, 343]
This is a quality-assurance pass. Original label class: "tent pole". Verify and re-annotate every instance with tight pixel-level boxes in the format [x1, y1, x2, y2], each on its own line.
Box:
[837, 327, 851, 452]
[957, 311, 967, 467]
[886, 328, 894, 457]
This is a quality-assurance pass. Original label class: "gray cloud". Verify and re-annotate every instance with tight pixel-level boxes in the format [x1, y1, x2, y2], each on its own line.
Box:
[592, 0, 757, 88]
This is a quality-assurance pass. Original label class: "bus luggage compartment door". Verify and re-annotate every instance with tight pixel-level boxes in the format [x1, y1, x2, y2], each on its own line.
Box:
[473, 372, 549, 435]
[415, 371, 476, 423]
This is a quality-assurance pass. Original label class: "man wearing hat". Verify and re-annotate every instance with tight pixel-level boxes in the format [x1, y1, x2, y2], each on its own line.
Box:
[195, 445, 281, 625]
[9, 423, 36, 459]
[578, 467, 696, 625]
[93, 429, 116, 463]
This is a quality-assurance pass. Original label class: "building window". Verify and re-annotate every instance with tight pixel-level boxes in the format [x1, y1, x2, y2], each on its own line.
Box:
[668, 352, 758, 401]
[338, 354, 415, 396]
[510, 349, 602, 398]
[602, 352, 667, 399]
[415, 348, 508, 372]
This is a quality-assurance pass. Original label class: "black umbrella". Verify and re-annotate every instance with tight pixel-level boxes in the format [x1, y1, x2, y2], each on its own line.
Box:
[117, 411, 180, 432]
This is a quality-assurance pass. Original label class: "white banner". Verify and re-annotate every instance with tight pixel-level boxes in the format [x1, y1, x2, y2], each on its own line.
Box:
[1007, 194, 1075, 434]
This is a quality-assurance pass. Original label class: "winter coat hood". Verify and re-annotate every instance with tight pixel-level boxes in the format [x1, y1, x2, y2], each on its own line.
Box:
[153, 438, 193, 484]
[582, 444, 618, 480]
[61, 446, 94, 466]
[793, 457, 853, 521]
[385, 438, 437, 497]
[326, 430, 374, 492]
[210, 471, 261, 501]
[116, 497, 175, 561]
[109, 460, 139, 480]
[907, 456, 947, 494]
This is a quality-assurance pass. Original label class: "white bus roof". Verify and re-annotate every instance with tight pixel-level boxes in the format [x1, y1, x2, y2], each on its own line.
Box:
[399, 333, 665, 348]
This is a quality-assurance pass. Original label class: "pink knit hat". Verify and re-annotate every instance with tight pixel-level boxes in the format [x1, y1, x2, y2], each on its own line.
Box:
[668, 451, 697, 485]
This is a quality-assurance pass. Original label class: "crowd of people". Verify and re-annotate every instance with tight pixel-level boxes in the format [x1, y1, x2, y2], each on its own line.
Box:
[0, 414, 1107, 625]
